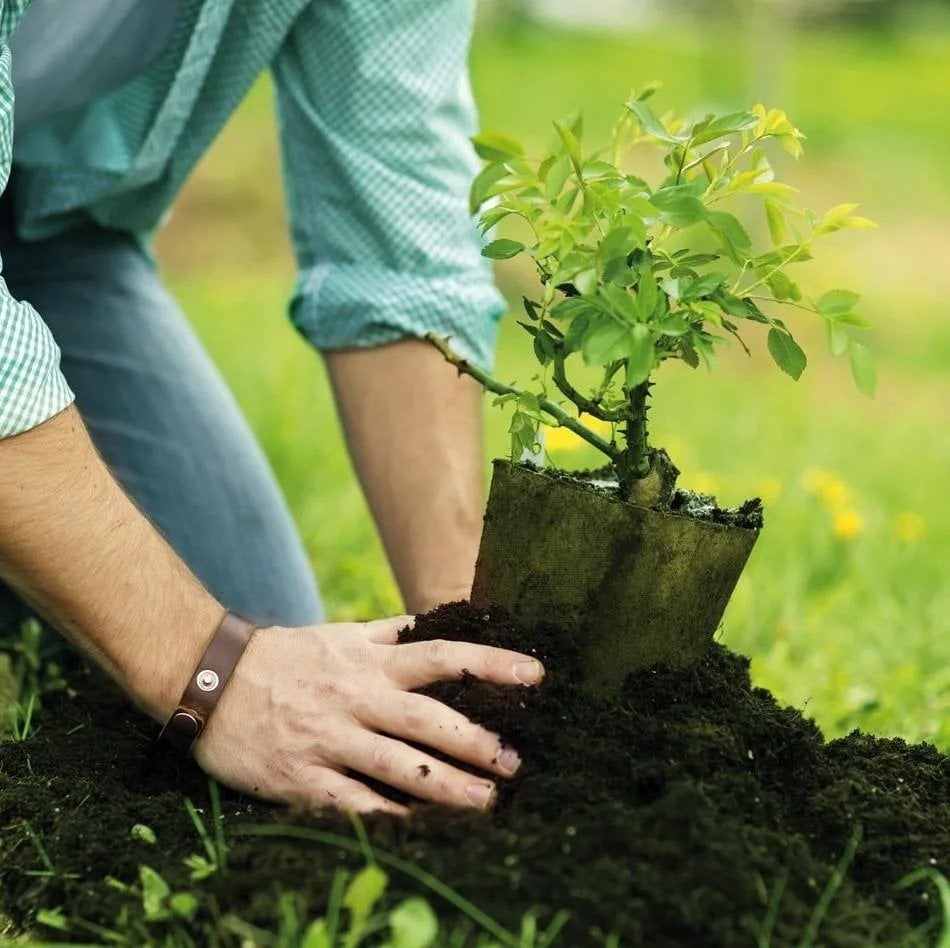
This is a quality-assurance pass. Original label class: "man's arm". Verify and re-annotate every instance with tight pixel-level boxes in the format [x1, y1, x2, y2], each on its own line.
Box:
[0, 407, 543, 812]
[326, 340, 484, 613]
[271, 2, 504, 608]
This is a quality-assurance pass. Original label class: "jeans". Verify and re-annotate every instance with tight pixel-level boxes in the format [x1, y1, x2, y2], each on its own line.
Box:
[0, 215, 324, 640]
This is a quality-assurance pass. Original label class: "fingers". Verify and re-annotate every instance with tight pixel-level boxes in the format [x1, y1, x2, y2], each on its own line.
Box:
[362, 614, 416, 644]
[345, 731, 498, 810]
[387, 638, 545, 691]
[360, 691, 521, 779]
[298, 769, 408, 816]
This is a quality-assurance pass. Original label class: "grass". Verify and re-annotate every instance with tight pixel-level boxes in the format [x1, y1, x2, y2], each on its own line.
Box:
[145, 17, 950, 752]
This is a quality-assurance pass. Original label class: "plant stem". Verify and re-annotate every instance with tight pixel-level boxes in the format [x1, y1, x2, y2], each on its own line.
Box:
[622, 381, 652, 483]
[426, 333, 620, 463]
[551, 349, 625, 423]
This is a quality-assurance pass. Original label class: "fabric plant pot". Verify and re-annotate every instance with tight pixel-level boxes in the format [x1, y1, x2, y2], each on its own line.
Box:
[470, 461, 760, 694]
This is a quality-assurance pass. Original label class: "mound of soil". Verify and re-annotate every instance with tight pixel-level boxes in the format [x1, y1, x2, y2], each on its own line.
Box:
[0, 603, 947, 946]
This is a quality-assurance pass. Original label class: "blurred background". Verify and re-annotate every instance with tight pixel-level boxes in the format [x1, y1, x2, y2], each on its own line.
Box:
[154, 0, 948, 749]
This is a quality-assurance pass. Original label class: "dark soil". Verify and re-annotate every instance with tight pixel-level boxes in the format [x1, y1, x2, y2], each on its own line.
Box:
[0, 602, 947, 946]
[541, 462, 764, 530]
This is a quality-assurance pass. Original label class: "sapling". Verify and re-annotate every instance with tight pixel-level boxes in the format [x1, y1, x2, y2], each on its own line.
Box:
[428, 84, 875, 507]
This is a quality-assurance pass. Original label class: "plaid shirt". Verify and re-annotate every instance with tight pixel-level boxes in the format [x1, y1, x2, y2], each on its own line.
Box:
[0, 0, 503, 438]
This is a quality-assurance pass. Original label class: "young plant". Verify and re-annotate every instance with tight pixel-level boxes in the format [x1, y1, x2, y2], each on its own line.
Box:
[430, 84, 875, 506]
[0, 619, 67, 741]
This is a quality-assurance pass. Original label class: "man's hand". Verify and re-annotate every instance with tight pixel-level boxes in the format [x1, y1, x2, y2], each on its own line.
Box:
[0, 407, 539, 816]
[197, 616, 543, 814]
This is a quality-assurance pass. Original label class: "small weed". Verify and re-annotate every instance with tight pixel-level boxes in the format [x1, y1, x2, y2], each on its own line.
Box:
[0, 620, 67, 742]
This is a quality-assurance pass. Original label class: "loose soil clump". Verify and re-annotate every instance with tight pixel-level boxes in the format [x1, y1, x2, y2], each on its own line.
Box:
[1, 603, 947, 945]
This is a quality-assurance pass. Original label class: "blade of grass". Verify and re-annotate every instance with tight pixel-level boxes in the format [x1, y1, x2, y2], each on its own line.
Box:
[232, 823, 518, 946]
[758, 867, 790, 948]
[898, 868, 950, 948]
[798, 825, 863, 948]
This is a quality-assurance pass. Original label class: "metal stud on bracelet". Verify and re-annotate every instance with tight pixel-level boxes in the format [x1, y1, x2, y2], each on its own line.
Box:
[158, 611, 257, 753]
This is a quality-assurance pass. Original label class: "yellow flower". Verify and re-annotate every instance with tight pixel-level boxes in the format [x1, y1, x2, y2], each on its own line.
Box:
[801, 468, 851, 511]
[892, 512, 926, 543]
[544, 417, 612, 454]
[833, 509, 863, 541]
[544, 425, 587, 453]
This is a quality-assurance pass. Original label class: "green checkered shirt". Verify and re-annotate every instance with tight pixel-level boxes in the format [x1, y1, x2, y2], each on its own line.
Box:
[0, 0, 503, 438]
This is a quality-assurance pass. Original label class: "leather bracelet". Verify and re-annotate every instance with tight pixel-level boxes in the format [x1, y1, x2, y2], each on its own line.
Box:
[158, 610, 257, 753]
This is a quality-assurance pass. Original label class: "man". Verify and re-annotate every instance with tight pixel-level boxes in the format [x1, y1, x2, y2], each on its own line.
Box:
[0, 0, 543, 815]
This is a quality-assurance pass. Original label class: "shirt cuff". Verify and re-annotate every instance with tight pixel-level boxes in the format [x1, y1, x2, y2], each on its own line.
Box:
[0, 295, 76, 439]
[289, 263, 507, 372]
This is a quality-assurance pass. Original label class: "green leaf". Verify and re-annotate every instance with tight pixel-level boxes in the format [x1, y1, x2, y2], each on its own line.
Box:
[574, 268, 598, 296]
[632, 80, 662, 102]
[765, 199, 786, 246]
[707, 211, 752, 259]
[471, 131, 524, 162]
[689, 110, 759, 147]
[509, 410, 539, 462]
[35, 908, 70, 932]
[658, 312, 691, 336]
[344, 864, 389, 925]
[767, 328, 807, 380]
[582, 320, 631, 366]
[552, 120, 582, 165]
[131, 823, 157, 845]
[817, 289, 861, 316]
[600, 283, 640, 323]
[680, 271, 726, 302]
[649, 186, 707, 227]
[562, 311, 592, 353]
[827, 321, 850, 357]
[848, 340, 877, 397]
[766, 271, 801, 302]
[140, 865, 172, 920]
[169, 891, 200, 921]
[550, 296, 598, 322]
[301, 920, 332, 948]
[533, 329, 556, 365]
[389, 897, 439, 948]
[625, 324, 656, 387]
[597, 225, 644, 264]
[832, 310, 872, 328]
[470, 163, 508, 215]
[582, 160, 621, 180]
[482, 239, 525, 260]
[637, 269, 658, 320]
[544, 154, 572, 200]
[626, 100, 684, 143]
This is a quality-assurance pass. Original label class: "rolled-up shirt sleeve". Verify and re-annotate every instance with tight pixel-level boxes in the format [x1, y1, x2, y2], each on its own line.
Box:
[0, 36, 74, 439]
[271, 0, 506, 371]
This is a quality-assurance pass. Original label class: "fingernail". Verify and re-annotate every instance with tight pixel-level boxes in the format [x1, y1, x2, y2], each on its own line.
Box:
[514, 660, 543, 685]
[496, 747, 521, 775]
[466, 782, 495, 809]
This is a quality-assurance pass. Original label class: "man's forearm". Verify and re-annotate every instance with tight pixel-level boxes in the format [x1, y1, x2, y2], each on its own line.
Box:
[325, 339, 485, 613]
[0, 398, 542, 815]
[0, 406, 222, 720]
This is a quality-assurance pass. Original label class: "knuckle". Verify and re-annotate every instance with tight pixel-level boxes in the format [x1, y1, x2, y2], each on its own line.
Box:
[370, 741, 397, 775]
[319, 676, 359, 704]
[423, 639, 450, 670]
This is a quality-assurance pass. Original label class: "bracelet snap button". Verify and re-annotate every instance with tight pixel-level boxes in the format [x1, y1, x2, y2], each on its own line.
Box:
[196, 669, 219, 692]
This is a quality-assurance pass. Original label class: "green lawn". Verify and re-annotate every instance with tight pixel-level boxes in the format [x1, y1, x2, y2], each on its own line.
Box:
[158, 19, 948, 751]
